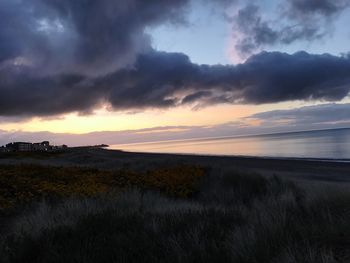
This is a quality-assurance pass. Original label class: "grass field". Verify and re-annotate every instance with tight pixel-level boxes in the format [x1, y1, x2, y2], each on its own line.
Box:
[0, 160, 349, 262]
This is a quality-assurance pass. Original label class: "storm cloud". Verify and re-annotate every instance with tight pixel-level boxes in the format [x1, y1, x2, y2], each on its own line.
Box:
[0, 0, 189, 76]
[0, 0, 350, 118]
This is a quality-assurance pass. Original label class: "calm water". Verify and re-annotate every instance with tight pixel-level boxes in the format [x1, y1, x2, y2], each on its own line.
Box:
[109, 128, 350, 160]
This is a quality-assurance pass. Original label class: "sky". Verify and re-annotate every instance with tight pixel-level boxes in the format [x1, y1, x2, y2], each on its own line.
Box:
[1, 0, 350, 146]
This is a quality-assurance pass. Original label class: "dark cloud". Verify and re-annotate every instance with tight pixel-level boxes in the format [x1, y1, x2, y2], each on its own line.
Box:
[288, 0, 350, 16]
[233, 5, 321, 56]
[0, 0, 189, 76]
[0, 0, 237, 75]
[1, 50, 350, 117]
[106, 50, 350, 109]
[232, 1, 350, 56]
[234, 51, 350, 104]
[176, 91, 212, 105]
[233, 5, 279, 55]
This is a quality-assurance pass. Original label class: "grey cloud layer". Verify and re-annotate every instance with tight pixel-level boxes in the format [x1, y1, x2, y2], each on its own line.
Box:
[1, 103, 349, 146]
[250, 103, 350, 126]
[0, 0, 350, 118]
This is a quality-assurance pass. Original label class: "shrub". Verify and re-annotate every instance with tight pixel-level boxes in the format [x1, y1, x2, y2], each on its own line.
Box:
[0, 164, 205, 210]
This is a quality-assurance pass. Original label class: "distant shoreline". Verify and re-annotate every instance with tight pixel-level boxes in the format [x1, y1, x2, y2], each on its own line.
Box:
[108, 126, 350, 147]
[107, 127, 350, 161]
[106, 148, 350, 164]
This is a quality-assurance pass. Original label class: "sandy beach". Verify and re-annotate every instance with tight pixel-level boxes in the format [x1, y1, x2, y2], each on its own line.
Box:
[1, 147, 349, 184]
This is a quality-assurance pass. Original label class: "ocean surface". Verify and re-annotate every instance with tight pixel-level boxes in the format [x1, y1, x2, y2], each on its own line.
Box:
[109, 128, 350, 160]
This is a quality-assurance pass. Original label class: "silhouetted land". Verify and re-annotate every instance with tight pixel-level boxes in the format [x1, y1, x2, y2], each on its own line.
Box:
[0, 148, 349, 262]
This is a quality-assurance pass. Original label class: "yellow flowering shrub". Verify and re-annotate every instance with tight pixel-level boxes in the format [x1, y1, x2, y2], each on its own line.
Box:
[0, 164, 205, 210]
[116, 165, 205, 197]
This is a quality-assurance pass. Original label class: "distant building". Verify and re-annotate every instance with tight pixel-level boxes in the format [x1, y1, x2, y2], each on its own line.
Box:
[3, 141, 68, 152]
[0, 146, 9, 153]
[33, 141, 51, 151]
[42, 141, 50, 147]
[6, 142, 33, 152]
[58, 144, 68, 149]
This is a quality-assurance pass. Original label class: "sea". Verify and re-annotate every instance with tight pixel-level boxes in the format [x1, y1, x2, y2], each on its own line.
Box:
[109, 128, 350, 161]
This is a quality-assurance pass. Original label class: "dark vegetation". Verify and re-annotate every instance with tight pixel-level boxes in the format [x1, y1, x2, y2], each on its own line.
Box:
[0, 161, 349, 262]
[0, 151, 65, 160]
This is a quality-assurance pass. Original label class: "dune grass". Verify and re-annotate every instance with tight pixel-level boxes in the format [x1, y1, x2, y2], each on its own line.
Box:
[0, 165, 349, 262]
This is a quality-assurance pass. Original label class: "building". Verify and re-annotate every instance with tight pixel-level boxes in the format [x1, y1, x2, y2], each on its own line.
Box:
[6, 142, 33, 152]
[0, 146, 9, 153]
[3, 141, 68, 152]
[33, 141, 51, 151]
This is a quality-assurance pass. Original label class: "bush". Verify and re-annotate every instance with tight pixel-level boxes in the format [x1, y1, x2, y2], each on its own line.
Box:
[0, 164, 205, 210]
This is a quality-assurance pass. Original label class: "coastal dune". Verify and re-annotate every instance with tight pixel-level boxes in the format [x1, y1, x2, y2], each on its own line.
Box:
[0, 148, 349, 262]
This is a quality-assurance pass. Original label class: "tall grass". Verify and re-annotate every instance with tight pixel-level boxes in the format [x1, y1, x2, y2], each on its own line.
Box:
[0, 168, 349, 262]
